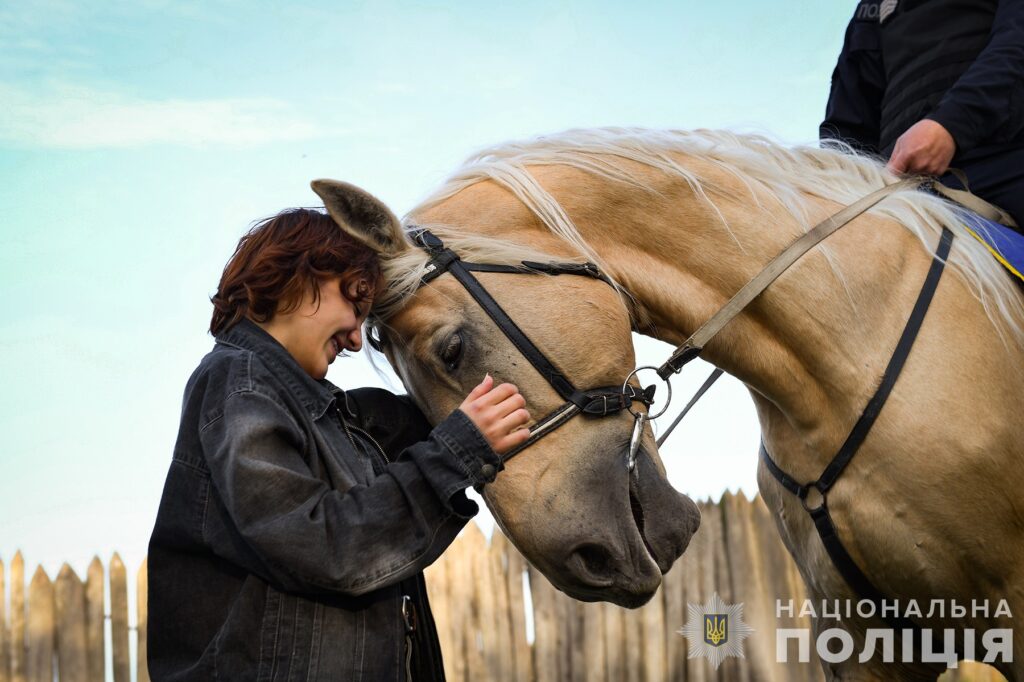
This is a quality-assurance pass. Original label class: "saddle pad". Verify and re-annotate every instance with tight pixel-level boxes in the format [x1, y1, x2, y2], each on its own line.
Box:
[958, 211, 1024, 283]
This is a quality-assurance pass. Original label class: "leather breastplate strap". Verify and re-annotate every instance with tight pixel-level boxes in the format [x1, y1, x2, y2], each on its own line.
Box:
[656, 178, 923, 380]
[761, 226, 954, 634]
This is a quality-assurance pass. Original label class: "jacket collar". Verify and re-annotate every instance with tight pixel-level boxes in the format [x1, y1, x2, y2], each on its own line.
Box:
[216, 318, 356, 420]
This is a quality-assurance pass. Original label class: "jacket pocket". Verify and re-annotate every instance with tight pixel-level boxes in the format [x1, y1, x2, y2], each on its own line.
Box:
[255, 586, 324, 681]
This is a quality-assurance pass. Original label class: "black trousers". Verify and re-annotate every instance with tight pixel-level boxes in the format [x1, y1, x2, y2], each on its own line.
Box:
[940, 146, 1024, 234]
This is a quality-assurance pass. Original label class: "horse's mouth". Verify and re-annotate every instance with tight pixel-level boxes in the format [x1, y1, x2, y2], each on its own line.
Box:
[629, 472, 659, 565]
[628, 446, 701, 575]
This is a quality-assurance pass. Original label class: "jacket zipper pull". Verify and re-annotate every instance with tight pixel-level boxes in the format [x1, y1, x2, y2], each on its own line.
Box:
[401, 594, 417, 633]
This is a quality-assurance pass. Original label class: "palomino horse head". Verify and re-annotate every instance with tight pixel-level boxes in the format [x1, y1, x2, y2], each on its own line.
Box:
[311, 179, 700, 607]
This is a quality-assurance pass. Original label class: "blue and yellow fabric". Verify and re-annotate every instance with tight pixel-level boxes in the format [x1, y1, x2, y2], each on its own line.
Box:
[958, 210, 1024, 283]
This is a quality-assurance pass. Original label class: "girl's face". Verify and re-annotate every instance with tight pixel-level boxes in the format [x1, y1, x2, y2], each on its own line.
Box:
[258, 276, 371, 379]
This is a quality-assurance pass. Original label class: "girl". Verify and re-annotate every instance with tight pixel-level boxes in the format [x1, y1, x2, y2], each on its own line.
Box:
[148, 185, 530, 681]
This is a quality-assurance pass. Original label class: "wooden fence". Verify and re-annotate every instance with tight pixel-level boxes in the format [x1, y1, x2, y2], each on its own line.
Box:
[0, 552, 146, 682]
[0, 493, 1005, 681]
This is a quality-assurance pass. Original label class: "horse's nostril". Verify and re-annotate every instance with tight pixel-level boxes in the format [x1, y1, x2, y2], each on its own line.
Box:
[571, 543, 615, 580]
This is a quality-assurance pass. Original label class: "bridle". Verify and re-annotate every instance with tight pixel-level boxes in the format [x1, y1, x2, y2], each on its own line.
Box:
[392, 228, 660, 465]
[380, 177, 935, 473]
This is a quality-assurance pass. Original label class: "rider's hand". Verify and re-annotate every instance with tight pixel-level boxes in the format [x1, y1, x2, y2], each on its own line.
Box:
[459, 375, 531, 455]
[887, 119, 957, 176]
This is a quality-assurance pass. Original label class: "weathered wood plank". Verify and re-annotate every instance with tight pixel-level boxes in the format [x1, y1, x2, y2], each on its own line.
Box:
[55, 564, 87, 682]
[713, 493, 744, 682]
[602, 602, 625, 682]
[138, 559, 150, 682]
[11, 552, 25, 682]
[567, 598, 585, 682]
[109, 554, 130, 682]
[85, 557, 104, 682]
[0, 557, 8, 682]
[26, 567, 53, 682]
[501, 535, 531, 682]
[529, 563, 560, 682]
[462, 525, 490, 678]
[580, 599, 605, 682]
[622, 602, 642, 682]
[751, 495, 824, 682]
[730, 492, 773, 682]
[424, 542, 454, 681]
[446, 533, 470, 682]
[641, 582, 665, 682]
[487, 531, 514, 680]
[684, 499, 714, 682]
[662, 538, 687, 682]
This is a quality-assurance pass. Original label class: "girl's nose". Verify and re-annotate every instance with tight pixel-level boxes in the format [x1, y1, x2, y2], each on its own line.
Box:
[346, 326, 362, 352]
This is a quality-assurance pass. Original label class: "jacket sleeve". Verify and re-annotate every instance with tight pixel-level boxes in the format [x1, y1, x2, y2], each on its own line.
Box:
[820, 1, 886, 153]
[927, 0, 1024, 156]
[199, 387, 501, 597]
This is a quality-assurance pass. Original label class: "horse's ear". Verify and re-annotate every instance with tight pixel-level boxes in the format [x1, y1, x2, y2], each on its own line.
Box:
[310, 179, 407, 255]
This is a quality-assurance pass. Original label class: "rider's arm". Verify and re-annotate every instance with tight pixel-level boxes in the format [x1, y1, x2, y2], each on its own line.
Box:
[926, 0, 1024, 156]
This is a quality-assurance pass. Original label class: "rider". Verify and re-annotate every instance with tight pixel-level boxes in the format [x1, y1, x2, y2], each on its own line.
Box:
[820, 0, 1024, 230]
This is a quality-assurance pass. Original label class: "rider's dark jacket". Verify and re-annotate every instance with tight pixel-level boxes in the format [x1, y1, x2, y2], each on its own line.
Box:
[820, 0, 1024, 160]
[147, 318, 502, 681]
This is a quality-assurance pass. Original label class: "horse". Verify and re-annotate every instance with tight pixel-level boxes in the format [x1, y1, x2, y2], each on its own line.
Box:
[313, 127, 1024, 681]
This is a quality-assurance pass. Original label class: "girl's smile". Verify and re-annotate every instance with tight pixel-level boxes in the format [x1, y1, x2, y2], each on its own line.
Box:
[256, 276, 371, 379]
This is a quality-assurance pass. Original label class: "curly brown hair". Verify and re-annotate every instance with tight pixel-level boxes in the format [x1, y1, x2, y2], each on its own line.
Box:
[210, 208, 382, 336]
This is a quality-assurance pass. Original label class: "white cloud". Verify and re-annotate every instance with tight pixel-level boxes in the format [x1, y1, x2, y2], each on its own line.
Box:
[0, 83, 332, 149]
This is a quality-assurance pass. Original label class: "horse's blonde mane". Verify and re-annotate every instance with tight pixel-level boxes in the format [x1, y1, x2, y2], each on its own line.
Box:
[374, 127, 1024, 346]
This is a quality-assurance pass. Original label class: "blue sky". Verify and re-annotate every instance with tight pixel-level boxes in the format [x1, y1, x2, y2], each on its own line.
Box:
[0, 0, 853, 590]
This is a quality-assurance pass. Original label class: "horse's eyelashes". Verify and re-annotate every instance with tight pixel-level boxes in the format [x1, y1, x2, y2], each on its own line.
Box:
[441, 332, 463, 372]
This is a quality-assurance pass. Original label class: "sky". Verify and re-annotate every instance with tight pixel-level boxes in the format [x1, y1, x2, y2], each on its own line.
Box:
[0, 0, 854, 620]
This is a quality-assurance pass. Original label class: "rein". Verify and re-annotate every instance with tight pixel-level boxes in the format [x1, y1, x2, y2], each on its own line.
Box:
[397, 177, 932, 472]
[650, 177, 923, 445]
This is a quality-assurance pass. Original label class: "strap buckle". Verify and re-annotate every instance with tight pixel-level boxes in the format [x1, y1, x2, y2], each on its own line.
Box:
[656, 343, 702, 380]
[410, 228, 445, 253]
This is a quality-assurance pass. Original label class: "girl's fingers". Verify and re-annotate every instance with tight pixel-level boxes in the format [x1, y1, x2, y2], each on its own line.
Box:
[477, 382, 519, 406]
[494, 427, 531, 453]
[497, 408, 531, 433]
[460, 376, 531, 456]
[491, 391, 526, 416]
[466, 374, 494, 401]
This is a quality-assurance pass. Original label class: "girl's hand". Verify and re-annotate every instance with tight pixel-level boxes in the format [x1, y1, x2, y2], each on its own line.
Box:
[458, 375, 531, 455]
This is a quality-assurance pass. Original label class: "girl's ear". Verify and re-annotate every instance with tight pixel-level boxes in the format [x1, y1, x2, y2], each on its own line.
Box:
[310, 179, 407, 255]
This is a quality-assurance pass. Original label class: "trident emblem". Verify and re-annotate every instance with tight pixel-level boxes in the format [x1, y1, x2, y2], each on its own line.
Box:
[704, 614, 728, 647]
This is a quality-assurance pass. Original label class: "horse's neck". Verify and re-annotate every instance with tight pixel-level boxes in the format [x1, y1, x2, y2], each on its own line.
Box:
[417, 162, 943, 460]
[558, 163, 933, 456]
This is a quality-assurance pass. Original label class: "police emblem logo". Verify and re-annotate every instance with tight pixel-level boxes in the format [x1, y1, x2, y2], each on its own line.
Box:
[679, 592, 754, 670]
[704, 614, 728, 646]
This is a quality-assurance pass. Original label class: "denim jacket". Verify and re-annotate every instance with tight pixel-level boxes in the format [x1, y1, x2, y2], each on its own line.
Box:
[148, 318, 502, 681]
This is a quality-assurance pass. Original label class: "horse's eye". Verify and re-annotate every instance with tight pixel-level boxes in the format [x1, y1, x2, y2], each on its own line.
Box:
[440, 332, 463, 372]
